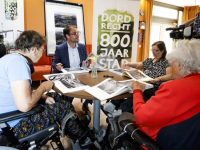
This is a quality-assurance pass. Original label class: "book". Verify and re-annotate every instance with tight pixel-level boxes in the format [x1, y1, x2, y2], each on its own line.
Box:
[43, 73, 90, 93]
[85, 78, 154, 101]
[61, 67, 89, 74]
[109, 69, 153, 82]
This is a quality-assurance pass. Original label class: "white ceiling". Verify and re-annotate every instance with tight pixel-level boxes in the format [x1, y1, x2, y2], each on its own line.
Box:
[154, 0, 200, 7]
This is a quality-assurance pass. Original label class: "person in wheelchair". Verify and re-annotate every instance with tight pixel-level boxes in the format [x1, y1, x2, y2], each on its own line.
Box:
[0, 31, 86, 145]
[118, 39, 200, 149]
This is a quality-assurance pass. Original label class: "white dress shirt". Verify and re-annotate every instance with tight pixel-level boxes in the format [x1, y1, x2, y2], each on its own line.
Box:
[67, 42, 80, 68]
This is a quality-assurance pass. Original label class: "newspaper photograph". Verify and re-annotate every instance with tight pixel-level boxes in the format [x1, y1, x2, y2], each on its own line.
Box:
[61, 67, 89, 74]
[109, 69, 153, 82]
[124, 69, 153, 81]
[43, 73, 90, 93]
[85, 78, 133, 100]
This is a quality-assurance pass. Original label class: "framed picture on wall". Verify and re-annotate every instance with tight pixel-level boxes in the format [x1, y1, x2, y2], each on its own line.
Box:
[0, 0, 24, 50]
[44, 0, 86, 57]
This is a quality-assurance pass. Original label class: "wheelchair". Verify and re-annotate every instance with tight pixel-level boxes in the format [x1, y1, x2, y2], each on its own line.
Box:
[111, 112, 200, 150]
[0, 105, 102, 150]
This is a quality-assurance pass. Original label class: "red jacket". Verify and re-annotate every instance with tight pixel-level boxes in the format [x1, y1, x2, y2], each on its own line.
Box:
[133, 73, 200, 141]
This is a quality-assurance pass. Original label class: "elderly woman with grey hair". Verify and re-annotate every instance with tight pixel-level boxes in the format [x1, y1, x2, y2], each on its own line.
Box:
[119, 39, 200, 149]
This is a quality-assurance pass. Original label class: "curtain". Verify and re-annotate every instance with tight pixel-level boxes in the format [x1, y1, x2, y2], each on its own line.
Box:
[182, 6, 199, 23]
[141, 0, 153, 61]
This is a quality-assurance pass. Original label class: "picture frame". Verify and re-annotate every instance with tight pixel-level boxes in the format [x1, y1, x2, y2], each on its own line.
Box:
[44, 0, 86, 57]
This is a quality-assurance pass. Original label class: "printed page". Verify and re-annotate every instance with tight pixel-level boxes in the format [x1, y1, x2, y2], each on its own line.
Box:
[109, 68, 124, 76]
[43, 73, 75, 81]
[85, 78, 134, 101]
[123, 69, 153, 82]
[61, 67, 89, 74]
[43, 73, 89, 93]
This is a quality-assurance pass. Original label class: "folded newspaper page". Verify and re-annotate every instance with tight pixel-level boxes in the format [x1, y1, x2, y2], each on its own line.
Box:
[85, 78, 153, 101]
[43, 73, 90, 93]
[109, 69, 153, 82]
[61, 67, 89, 74]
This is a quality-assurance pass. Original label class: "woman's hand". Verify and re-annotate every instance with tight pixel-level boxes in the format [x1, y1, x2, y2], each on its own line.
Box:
[131, 81, 143, 91]
[121, 63, 127, 69]
[41, 81, 54, 92]
[45, 96, 55, 104]
[149, 78, 160, 84]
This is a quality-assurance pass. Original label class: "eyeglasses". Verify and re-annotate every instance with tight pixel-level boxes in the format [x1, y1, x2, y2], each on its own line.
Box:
[69, 31, 81, 36]
[151, 49, 160, 53]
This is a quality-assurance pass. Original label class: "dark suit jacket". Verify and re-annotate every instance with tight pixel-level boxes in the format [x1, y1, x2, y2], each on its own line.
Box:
[52, 42, 88, 73]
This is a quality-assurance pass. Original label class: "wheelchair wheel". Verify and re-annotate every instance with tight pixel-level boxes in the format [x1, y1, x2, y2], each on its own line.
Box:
[0, 146, 19, 150]
[116, 136, 143, 150]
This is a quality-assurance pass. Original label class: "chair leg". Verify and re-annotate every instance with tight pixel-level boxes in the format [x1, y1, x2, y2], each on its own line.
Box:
[81, 99, 83, 102]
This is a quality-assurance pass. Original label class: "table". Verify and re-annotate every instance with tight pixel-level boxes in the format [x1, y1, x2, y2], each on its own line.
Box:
[54, 71, 133, 132]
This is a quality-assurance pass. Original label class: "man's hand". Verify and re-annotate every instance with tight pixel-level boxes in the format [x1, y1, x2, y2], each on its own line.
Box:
[82, 60, 88, 67]
[131, 81, 143, 91]
[56, 63, 63, 71]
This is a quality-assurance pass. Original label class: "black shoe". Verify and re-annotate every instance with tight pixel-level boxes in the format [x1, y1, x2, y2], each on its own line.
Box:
[82, 105, 91, 115]
[81, 115, 91, 127]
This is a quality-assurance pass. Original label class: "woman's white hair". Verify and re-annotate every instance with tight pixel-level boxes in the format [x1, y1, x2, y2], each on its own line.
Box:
[166, 39, 200, 77]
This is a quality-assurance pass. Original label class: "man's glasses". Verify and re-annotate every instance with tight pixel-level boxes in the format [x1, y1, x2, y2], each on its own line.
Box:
[69, 31, 81, 36]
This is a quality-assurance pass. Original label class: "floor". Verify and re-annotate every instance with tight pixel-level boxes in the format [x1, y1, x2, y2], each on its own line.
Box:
[32, 81, 108, 150]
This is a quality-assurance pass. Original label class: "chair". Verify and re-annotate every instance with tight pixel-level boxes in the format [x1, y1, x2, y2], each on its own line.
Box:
[0, 105, 65, 150]
[115, 113, 200, 150]
[0, 105, 101, 150]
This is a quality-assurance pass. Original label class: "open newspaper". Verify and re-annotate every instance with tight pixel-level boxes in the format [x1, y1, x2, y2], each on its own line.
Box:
[85, 78, 154, 101]
[109, 69, 153, 82]
[43, 73, 90, 93]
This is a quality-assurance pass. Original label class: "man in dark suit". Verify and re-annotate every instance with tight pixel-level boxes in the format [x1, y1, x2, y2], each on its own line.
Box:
[52, 25, 92, 114]
[52, 25, 88, 73]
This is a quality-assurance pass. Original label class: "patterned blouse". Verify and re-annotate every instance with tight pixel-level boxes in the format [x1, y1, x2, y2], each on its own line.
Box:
[142, 58, 170, 79]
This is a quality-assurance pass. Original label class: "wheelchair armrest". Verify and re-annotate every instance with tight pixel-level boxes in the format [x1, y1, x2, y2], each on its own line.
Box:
[120, 120, 164, 150]
[0, 105, 43, 124]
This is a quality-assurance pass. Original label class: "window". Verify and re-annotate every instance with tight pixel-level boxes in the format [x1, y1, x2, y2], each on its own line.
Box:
[149, 1, 183, 57]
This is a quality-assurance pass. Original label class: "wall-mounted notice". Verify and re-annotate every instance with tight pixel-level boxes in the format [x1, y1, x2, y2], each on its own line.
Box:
[92, 0, 140, 69]
[0, 0, 24, 49]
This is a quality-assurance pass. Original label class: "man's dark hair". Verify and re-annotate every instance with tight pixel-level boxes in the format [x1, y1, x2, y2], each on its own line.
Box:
[0, 43, 6, 58]
[63, 25, 77, 40]
[152, 41, 167, 59]
[15, 30, 47, 52]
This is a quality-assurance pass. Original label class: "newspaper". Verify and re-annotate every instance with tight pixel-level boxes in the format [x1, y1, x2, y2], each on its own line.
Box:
[43, 73, 90, 93]
[109, 69, 153, 82]
[61, 67, 89, 74]
[85, 78, 154, 101]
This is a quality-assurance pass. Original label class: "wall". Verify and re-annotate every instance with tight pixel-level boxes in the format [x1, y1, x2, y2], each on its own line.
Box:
[24, 0, 145, 61]
[24, 0, 93, 45]
[137, 0, 145, 62]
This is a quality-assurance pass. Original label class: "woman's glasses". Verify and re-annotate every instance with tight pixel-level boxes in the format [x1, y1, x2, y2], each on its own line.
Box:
[151, 49, 160, 53]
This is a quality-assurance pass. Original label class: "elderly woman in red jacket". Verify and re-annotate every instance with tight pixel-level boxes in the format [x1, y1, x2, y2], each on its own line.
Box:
[120, 39, 200, 149]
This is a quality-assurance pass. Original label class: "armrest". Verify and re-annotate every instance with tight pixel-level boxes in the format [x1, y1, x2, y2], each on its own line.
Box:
[0, 105, 43, 124]
[120, 120, 164, 150]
